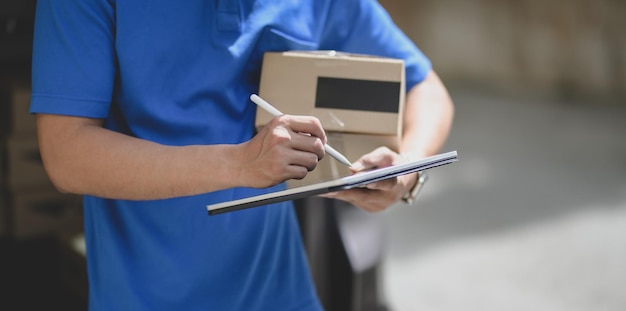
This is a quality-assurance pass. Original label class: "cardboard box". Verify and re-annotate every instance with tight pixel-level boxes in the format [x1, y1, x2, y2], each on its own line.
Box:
[256, 51, 405, 136]
[256, 51, 406, 187]
[0, 143, 6, 188]
[7, 137, 55, 191]
[0, 82, 35, 137]
[11, 85, 35, 136]
[0, 189, 7, 236]
[11, 190, 83, 238]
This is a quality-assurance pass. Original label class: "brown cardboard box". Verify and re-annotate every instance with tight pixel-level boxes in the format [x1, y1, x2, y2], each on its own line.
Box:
[11, 86, 35, 136]
[0, 82, 36, 136]
[255, 51, 406, 187]
[0, 144, 6, 187]
[11, 190, 83, 238]
[0, 190, 7, 236]
[7, 137, 55, 190]
[256, 51, 405, 136]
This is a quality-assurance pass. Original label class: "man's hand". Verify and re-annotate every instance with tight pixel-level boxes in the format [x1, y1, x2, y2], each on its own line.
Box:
[321, 147, 418, 212]
[325, 70, 454, 212]
[238, 114, 327, 188]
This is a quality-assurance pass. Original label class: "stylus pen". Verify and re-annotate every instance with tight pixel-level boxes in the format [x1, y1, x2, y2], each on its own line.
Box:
[250, 94, 353, 167]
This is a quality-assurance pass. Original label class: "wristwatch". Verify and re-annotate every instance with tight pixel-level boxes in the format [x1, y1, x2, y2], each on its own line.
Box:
[401, 171, 428, 205]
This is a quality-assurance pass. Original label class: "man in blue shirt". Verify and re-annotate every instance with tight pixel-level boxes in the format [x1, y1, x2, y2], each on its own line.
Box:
[31, 0, 454, 310]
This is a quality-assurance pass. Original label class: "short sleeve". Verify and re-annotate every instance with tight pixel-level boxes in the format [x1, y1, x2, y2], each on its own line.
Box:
[30, 0, 116, 118]
[319, 0, 432, 91]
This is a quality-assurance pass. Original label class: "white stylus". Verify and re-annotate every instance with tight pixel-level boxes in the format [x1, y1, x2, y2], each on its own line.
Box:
[250, 94, 353, 167]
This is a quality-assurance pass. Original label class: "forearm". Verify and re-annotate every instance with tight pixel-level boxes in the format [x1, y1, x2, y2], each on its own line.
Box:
[400, 70, 455, 159]
[393, 70, 454, 198]
[37, 114, 242, 200]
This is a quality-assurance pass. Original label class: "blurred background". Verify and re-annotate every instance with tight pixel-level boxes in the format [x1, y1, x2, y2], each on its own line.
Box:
[377, 0, 626, 310]
[1, 0, 625, 310]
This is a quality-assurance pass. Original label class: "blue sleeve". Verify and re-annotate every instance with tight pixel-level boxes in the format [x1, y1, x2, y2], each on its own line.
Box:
[30, 0, 116, 118]
[319, 0, 432, 91]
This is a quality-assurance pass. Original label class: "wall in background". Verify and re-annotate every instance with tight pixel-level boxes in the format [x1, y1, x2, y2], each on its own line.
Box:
[379, 0, 626, 102]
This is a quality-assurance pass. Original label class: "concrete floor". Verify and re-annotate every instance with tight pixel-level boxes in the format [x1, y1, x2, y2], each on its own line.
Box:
[381, 88, 626, 310]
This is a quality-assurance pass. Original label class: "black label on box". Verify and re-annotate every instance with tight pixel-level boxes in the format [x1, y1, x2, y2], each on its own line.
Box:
[315, 77, 400, 113]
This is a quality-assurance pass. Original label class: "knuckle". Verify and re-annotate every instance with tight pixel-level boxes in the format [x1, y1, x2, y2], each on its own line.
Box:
[307, 155, 319, 171]
[309, 117, 322, 128]
[292, 167, 309, 180]
[268, 115, 291, 130]
[270, 127, 291, 143]
[313, 138, 325, 150]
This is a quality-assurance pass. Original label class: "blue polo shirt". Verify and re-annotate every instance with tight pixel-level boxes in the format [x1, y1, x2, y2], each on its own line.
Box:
[31, 0, 431, 310]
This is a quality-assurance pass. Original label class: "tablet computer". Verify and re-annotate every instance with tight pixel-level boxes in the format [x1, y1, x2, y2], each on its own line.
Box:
[207, 150, 458, 215]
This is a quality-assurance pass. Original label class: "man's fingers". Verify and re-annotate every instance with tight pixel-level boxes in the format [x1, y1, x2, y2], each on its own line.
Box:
[277, 115, 326, 145]
[365, 177, 397, 190]
[350, 146, 398, 173]
[289, 132, 325, 160]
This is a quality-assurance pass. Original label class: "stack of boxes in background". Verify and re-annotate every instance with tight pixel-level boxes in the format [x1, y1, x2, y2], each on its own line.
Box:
[2, 1, 88, 308]
[0, 77, 88, 309]
[1, 79, 84, 240]
[1, 0, 84, 241]
[256, 51, 406, 187]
